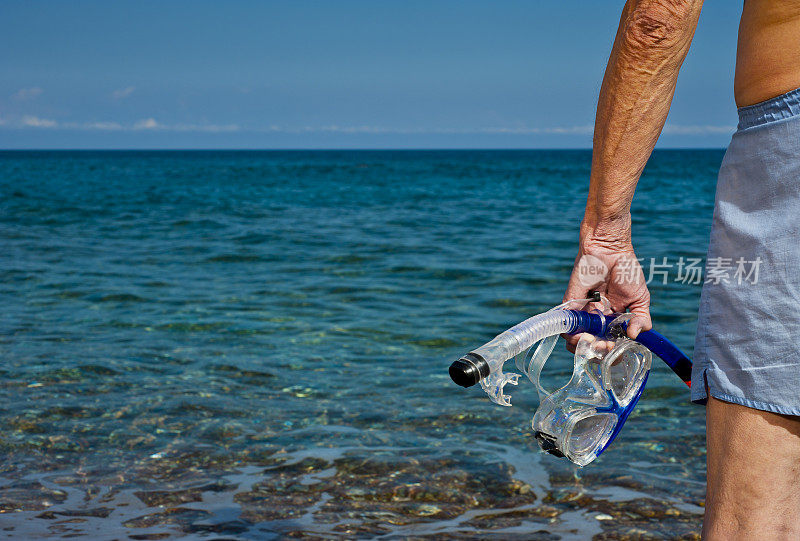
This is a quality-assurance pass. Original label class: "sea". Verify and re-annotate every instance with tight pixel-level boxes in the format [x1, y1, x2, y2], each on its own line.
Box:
[0, 149, 722, 539]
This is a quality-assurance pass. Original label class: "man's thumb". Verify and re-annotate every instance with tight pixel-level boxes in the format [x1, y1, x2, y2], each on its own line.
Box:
[626, 309, 652, 340]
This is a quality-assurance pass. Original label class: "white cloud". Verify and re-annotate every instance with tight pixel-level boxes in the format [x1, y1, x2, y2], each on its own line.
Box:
[662, 124, 735, 135]
[266, 125, 595, 135]
[172, 123, 240, 133]
[13, 87, 43, 100]
[128, 119, 241, 133]
[1, 119, 735, 137]
[476, 125, 594, 135]
[134, 118, 159, 130]
[302, 125, 394, 134]
[7, 116, 238, 132]
[112, 86, 135, 99]
[81, 121, 123, 130]
[264, 124, 731, 136]
[22, 115, 57, 128]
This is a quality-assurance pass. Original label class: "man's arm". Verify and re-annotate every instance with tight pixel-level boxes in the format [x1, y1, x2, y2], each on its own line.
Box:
[564, 0, 704, 345]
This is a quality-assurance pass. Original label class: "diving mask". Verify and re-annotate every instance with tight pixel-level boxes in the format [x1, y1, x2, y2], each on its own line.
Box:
[449, 295, 692, 466]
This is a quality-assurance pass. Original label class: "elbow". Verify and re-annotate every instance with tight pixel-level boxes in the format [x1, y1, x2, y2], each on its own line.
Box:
[621, 0, 701, 52]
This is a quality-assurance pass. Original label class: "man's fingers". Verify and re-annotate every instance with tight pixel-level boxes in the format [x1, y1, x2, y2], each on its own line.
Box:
[562, 332, 580, 353]
[627, 315, 652, 339]
[625, 298, 652, 339]
[562, 254, 596, 304]
[562, 280, 589, 305]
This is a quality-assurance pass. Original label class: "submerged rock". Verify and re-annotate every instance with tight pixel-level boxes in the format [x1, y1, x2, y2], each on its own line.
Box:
[0, 481, 68, 512]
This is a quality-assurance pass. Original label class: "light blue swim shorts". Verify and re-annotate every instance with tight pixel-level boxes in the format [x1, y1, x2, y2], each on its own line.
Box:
[692, 86, 800, 416]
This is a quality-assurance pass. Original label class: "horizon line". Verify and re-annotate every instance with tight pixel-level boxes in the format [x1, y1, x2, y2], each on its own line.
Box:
[0, 147, 727, 152]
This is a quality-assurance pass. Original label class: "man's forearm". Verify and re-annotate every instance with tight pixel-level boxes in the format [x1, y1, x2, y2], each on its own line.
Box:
[583, 0, 704, 244]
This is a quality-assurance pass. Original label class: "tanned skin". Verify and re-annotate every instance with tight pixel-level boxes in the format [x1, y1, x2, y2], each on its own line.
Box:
[736, 0, 800, 107]
[562, 1, 800, 538]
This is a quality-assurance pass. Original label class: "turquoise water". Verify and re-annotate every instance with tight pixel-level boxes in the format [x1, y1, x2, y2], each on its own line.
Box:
[1, 150, 721, 538]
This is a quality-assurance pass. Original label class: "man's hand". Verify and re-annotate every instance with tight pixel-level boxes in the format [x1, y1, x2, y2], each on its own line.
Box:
[562, 215, 652, 352]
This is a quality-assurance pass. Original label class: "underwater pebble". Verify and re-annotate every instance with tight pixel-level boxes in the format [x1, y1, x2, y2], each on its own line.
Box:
[415, 504, 441, 516]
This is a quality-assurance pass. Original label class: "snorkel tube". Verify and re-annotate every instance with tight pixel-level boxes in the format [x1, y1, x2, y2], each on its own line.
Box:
[449, 302, 693, 405]
[450, 309, 612, 387]
[632, 327, 692, 386]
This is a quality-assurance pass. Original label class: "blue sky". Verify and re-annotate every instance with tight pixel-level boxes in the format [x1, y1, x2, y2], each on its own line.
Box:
[0, 1, 742, 149]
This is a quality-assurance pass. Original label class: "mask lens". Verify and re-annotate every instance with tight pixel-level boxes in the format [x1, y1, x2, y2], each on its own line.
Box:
[605, 343, 649, 406]
[567, 412, 615, 462]
[609, 352, 639, 402]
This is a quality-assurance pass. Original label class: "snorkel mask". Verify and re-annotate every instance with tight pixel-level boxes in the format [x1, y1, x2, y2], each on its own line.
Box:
[449, 293, 692, 466]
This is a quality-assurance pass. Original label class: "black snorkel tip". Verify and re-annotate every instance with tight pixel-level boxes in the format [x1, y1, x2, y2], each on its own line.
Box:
[449, 352, 490, 388]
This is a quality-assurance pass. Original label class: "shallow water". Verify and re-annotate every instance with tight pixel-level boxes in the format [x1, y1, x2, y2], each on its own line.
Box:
[0, 150, 721, 538]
